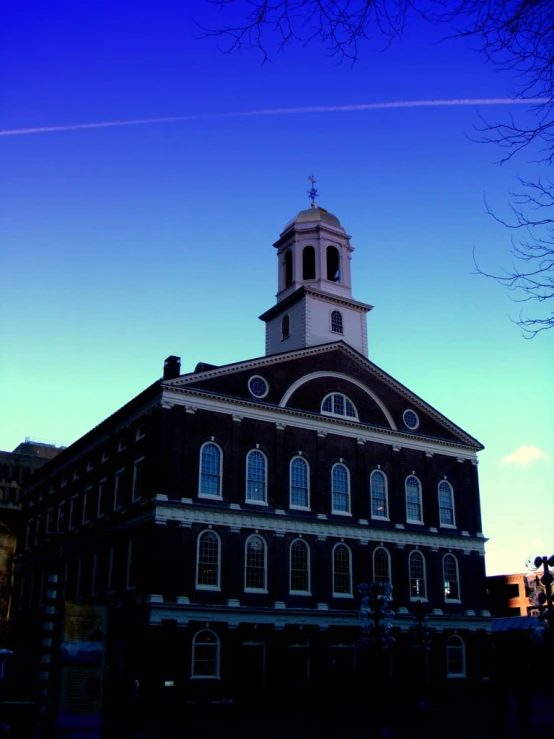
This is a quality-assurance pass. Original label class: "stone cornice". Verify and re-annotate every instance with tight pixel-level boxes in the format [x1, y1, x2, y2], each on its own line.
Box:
[154, 500, 486, 553]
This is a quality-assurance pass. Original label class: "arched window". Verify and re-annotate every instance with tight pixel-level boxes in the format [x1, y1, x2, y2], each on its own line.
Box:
[245, 535, 267, 591]
[330, 310, 343, 334]
[409, 550, 427, 600]
[443, 554, 460, 601]
[333, 543, 352, 596]
[438, 481, 456, 527]
[290, 539, 310, 594]
[284, 250, 293, 287]
[405, 476, 423, 523]
[373, 546, 391, 584]
[245, 450, 267, 504]
[290, 457, 309, 509]
[281, 314, 290, 340]
[302, 246, 316, 279]
[321, 393, 358, 419]
[331, 463, 350, 514]
[196, 530, 221, 589]
[326, 246, 340, 282]
[199, 443, 222, 498]
[191, 630, 220, 678]
[370, 470, 388, 519]
[446, 635, 466, 677]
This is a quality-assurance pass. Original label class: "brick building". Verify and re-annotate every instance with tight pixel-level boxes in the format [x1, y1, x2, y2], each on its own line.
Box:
[12, 204, 490, 718]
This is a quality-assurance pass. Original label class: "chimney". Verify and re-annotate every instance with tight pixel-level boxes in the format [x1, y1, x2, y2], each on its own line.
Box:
[163, 356, 181, 380]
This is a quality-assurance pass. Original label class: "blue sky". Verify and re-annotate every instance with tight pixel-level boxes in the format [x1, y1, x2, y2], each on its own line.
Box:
[1, 1, 552, 577]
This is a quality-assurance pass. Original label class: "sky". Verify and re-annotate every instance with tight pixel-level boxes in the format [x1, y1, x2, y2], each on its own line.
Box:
[1, 1, 552, 578]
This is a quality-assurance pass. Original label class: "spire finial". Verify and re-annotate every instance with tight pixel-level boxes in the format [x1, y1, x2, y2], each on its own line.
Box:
[307, 175, 319, 208]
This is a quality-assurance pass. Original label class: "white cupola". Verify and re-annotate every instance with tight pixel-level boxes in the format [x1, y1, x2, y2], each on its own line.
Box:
[259, 202, 373, 357]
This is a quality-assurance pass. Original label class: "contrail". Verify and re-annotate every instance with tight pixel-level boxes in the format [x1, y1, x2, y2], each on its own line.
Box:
[0, 98, 549, 137]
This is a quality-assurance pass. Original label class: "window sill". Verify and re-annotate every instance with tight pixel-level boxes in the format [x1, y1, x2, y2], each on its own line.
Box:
[198, 494, 223, 501]
[444, 598, 461, 604]
[196, 585, 221, 591]
[447, 674, 467, 680]
[131, 496, 142, 503]
[333, 593, 354, 599]
[332, 510, 352, 517]
[439, 523, 456, 529]
[290, 591, 311, 596]
[371, 515, 390, 522]
[410, 597, 428, 602]
[190, 676, 221, 681]
[244, 588, 268, 594]
[244, 499, 268, 506]
[290, 505, 311, 512]
[406, 520, 424, 525]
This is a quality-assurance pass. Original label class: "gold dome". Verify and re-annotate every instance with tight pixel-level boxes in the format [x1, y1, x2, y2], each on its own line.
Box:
[283, 206, 342, 232]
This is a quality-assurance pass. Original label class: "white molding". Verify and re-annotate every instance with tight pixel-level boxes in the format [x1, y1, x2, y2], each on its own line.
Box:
[154, 501, 485, 554]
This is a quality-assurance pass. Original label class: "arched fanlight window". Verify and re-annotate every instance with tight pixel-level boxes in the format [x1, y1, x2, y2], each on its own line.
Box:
[330, 310, 343, 334]
[405, 475, 423, 523]
[284, 250, 293, 287]
[290, 456, 309, 509]
[281, 314, 290, 340]
[196, 530, 221, 589]
[446, 635, 466, 677]
[191, 630, 220, 678]
[438, 481, 456, 527]
[245, 535, 267, 591]
[199, 442, 222, 498]
[370, 470, 388, 519]
[290, 539, 310, 594]
[245, 450, 267, 504]
[331, 463, 351, 514]
[443, 554, 460, 601]
[409, 550, 427, 599]
[373, 546, 391, 584]
[333, 543, 352, 596]
[326, 246, 340, 282]
[321, 393, 358, 419]
[302, 246, 316, 280]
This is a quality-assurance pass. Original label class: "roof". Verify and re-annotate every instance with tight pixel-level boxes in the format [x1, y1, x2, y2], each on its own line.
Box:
[282, 206, 342, 233]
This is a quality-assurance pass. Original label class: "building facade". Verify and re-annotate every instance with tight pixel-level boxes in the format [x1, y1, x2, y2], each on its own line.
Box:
[12, 205, 490, 717]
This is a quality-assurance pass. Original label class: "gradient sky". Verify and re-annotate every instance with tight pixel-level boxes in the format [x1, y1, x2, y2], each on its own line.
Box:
[1, 1, 552, 578]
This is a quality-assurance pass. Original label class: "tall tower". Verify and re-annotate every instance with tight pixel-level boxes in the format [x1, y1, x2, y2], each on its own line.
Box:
[259, 199, 373, 357]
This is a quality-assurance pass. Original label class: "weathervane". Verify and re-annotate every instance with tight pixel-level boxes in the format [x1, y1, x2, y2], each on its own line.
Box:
[307, 175, 319, 208]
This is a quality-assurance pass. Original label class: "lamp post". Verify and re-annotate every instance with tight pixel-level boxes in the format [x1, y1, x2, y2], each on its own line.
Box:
[525, 554, 554, 645]
[410, 600, 432, 688]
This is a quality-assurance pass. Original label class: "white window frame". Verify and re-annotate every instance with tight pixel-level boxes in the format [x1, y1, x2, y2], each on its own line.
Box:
[332, 542, 353, 597]
[132, 457, 145, 502]
[57, 502, 65, 532]
[281, 314, 290, 341]
[244, 534, 268, 593]
[289, 538, 311, 595]
[114, 468, 125, 511]
[69, 496, 78, 531]
[245, 450, 268, 505]
[289, 456, 310, 510]
[321, 393, 358, 420]
[331, 463, 351, 516]
[409, 550, 428, 601]
[373, 546, 392, 585]
[443, 554, 461, 602]
[370, 470, 389, 520]
[438, 480, 456, 528]
[330, 309, 343, 334]
[135, 424, 146, 441]
[405, 475, 424, 524]
[196, 530, 221, 591]
[446, 635, 466, 678]
[191, 629, 220, 679]
[198, 442, 223, 499]
[46, 507, 54, 534]
[117, 439, 127, 452]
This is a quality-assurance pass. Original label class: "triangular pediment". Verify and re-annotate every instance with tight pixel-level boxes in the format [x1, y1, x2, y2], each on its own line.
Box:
[163, 342, 483, 450]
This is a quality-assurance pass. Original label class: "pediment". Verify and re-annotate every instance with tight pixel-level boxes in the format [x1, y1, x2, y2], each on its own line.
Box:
[163, 342, 482, 450]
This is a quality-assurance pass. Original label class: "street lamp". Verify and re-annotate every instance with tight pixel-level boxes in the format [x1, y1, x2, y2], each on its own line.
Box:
[410, 600, 432, 687]
[525, 554, 554, 644]
[358, 581, 395, 650]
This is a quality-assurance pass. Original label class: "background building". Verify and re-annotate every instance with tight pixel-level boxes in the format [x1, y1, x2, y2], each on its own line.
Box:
[12, 205, 490, 721]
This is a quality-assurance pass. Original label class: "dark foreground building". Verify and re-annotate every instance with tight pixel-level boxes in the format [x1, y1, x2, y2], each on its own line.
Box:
[12, 204, 490, 727]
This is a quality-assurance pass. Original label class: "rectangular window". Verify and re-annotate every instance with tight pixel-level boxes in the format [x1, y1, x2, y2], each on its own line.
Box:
[76, 557, 82, 599]
[91, 551, 98, 596]
[69, 495, 78, 530]
[114, 469, 125, 510]
[107, 545, 115, 590]
[83, 486, 93, 524]
[132, 458, 144, 502]
[35, 515, 42, 546]
[57, 502, 66, 532]
[97, 478, 107, 517]
[126, 540, 135, 589]
[46, 508, 54, 534]
[26, 520, 33, 549]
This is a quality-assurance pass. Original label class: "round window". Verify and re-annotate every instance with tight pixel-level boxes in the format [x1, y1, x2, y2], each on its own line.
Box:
[403, 409, 419, 429]
[248, 375, 269, 398]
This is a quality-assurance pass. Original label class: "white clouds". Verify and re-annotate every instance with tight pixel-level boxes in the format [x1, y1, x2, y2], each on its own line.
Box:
[501, 445, 550, 467]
